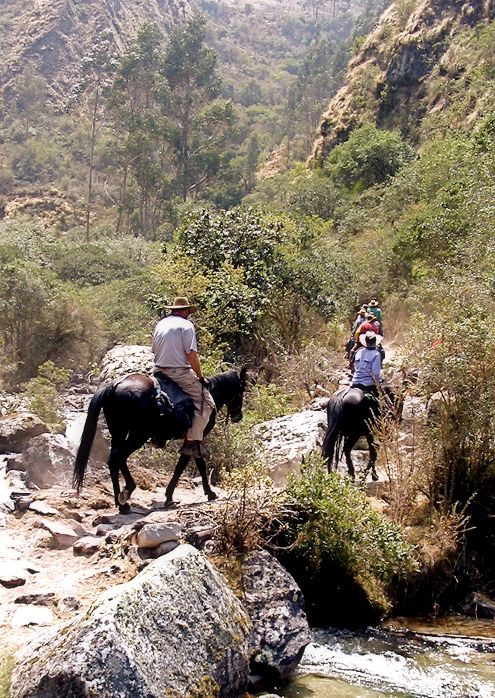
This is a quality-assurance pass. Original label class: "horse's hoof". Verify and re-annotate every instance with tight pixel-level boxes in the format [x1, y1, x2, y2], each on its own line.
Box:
[207, 491, 217, 502]
[118, 503, 132, 515]
[371, 471, 379, 482]
[118, 488, 132, 506]
[164, 499, 177, 509]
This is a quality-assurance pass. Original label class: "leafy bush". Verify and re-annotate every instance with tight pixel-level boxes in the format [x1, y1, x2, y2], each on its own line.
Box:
[325, 122, 414, 191]
[406, 314, 495, 551]
[284, 454, 417, 619]
[0, 260, 102, 385]
[23, 361, 72, 430]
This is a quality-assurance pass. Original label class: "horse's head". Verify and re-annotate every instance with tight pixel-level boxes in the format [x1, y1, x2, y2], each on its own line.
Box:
[209, 366, 248, 423]
[226, 366, 248, 423]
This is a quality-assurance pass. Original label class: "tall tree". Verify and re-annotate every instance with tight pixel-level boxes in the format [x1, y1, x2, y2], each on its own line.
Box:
[163, 16, 234, 201]
[74, 31, 115, 241]
[108, 24, 169, 237]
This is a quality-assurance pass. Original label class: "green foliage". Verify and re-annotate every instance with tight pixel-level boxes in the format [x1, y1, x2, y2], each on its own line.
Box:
[408, 315, 495, 535]
[23, 361, 71, 430]
[51, 242, 140, 286]
[0, 259, 101, 385]
[162, 206, 346, 359]
[325, 123, 414, 191]
[242, 381, 294, 428]
[286, 454, 417, 611]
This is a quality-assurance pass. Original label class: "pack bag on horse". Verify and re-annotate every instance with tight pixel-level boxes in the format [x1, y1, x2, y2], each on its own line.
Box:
[73, 297, 248, 513]
[323, 331, 391, 482]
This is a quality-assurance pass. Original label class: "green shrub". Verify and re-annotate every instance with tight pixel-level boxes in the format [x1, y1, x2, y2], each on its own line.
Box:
[285, 454, 417, 616]
[325, 122, 414, 192]
[23, 361, 72, 430]
[0, 260, 102, 385]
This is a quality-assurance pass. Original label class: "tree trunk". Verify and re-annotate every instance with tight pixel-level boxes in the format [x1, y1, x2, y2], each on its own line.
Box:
[86, 82, 100, 243]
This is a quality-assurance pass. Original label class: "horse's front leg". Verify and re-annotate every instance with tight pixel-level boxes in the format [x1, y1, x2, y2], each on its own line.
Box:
[195, 457, 216, 501]
[165, 454, 190, 505]
[365, 434, 379, 482]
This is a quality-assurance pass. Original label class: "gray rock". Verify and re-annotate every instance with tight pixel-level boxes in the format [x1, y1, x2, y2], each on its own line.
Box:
[65, 409, 109, 464]
[22, 433, 75, 488]
[253, 410, 327, 485]
[39, 519, 80, 549]
[57, 596, 80, 612]
[136, 521, 181, 549]
[12, 545, 251, 698]
[99, 345, 154, 383]
[401, 394, 427, 426]
[0, 412, 48, 453]
[462, 592, 495, 619]
[29, 501, 60, 516]
[73, 535, 104, 556]
[15, 593, 56, 606]
[11, 605, 54, 627]
[95, 523, 114, 536]
[0, 564, 26, 588]
[154, 540, 179, 557]
[241, 550, 310, 679]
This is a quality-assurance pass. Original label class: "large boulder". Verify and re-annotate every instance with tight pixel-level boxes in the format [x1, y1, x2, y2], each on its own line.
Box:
[21, 433, 76, 489]
[253, 405, 327, 485]
[11, 544, 251, 698]
[99, 344, 154, 383]
[241, 550, 310, 679]
[0, 412, 48, 453]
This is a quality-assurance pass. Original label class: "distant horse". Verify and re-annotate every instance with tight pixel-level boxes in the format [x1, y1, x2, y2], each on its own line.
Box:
[322, 386, 384, 481]
[73, 368, 247, 513]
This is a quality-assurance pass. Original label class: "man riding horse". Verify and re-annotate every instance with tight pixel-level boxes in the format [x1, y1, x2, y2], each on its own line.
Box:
[152, 296, 214, 460]
[323, 330, 385, 481]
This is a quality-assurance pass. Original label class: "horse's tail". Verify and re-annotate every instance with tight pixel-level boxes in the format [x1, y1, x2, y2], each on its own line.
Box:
[73, 384, 111, 493]
[322, 390, 346, 466]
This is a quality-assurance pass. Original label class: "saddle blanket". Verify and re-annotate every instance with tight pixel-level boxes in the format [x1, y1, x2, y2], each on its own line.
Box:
[152, 373, 196, 440]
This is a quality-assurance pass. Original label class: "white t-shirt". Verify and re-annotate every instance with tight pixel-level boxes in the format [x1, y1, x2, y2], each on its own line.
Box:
[152, 315, 198, 368]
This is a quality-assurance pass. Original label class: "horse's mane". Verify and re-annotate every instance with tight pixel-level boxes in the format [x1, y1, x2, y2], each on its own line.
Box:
[208, 368, 240, 393]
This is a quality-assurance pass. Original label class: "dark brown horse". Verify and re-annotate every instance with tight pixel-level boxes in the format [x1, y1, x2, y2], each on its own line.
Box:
[322, 386, 381, 481]
[73, 368, 247, 513]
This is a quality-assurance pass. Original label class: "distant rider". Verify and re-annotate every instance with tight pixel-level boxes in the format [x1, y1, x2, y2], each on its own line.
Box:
[152, 297, 215, 459]
[350, 330, 383, 396]
[367, 299, 382, 332]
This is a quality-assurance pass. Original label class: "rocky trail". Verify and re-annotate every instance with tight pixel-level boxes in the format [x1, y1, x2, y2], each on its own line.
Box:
[0, 343, 416, 691]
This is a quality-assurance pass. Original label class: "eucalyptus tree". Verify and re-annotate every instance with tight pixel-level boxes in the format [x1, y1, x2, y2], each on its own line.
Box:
[107, 24, 170, 237]
[163, 16, 236, 201]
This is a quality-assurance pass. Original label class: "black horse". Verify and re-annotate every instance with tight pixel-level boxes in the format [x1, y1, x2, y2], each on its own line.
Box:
[73, 367, 247, 513]
[322, 386, 382, 481]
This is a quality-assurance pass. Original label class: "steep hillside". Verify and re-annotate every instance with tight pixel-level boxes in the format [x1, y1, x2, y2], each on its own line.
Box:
[0, 0, 191, 108]
[313, 0, 495, 161]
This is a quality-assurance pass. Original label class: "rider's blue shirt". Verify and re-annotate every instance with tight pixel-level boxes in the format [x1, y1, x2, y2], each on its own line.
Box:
[351, 347, 381, 387]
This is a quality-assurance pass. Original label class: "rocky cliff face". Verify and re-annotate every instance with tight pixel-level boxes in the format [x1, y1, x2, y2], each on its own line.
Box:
[0, 0, 191, 109]
[312, 0, 495, 162]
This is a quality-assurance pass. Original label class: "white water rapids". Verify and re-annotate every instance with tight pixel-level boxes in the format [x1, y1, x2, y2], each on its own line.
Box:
[272, 625, 495, 698]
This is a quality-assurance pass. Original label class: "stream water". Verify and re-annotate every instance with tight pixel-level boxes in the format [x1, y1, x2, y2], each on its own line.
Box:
[270, 619, 495, 698]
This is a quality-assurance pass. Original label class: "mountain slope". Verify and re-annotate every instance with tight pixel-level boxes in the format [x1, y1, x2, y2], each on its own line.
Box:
[0, 0, 191, 108]
[312, 0, 495, 161]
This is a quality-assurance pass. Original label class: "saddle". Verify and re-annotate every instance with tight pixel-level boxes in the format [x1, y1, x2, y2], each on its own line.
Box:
[152, 373, 196, 441]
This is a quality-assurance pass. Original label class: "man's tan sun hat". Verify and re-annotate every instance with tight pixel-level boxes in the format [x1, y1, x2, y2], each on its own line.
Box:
[164, 296, 197, 313]
[368, 299, 379, 307]
[360, 330, 383, 347]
